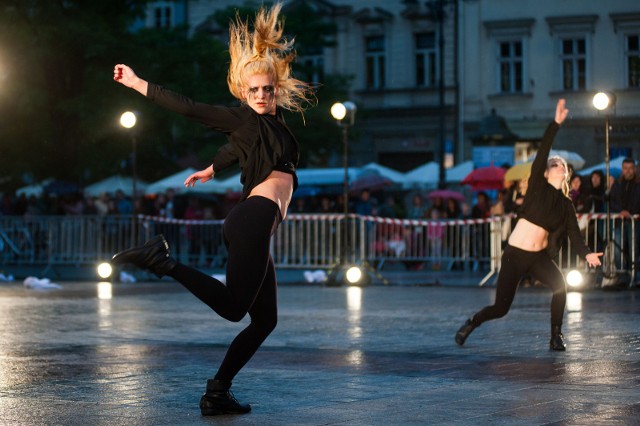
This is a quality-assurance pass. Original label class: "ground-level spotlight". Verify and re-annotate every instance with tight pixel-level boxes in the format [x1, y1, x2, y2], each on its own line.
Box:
[97, 282, 113, 300]
[345, 266, 363, 285]
[566, 269, 584, 288]
[97, 262, 113, 280]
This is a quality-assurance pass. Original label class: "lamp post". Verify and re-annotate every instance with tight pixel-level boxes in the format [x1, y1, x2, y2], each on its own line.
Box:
[592, 92, 616, 280]
[330, 101, 357, 284]
[120, 111, 138, 246]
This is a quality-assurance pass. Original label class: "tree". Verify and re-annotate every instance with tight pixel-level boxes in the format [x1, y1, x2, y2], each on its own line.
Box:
[0, 0, 231, 190]
[0, 0, 351, 194]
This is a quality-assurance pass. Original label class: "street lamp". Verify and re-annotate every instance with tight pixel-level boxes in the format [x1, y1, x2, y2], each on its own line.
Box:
[592, 91, 616, 283]
[329, 101, 362, 285]
[120, 111, 138, 246]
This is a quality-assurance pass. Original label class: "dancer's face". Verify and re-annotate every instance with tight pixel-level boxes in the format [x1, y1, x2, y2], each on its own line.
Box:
[546, 158, 568, 182]
[244, 74, 278, 115]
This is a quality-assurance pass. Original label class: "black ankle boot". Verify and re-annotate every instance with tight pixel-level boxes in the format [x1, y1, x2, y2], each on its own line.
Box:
[550, 325, 566, 351]
[455, 318, 477, 346]
[199, 379, 251, 416]
[111, 235, 176, 278]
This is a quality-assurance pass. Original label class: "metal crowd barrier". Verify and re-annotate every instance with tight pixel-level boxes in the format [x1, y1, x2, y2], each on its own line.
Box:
[0, 213, 636, 286]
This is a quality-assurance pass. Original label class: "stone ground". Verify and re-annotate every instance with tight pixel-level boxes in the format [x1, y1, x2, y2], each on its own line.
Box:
[0, 274, 639, 425]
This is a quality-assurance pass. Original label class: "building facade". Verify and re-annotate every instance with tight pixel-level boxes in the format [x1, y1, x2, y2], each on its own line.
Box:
[144, 0, 640, 173]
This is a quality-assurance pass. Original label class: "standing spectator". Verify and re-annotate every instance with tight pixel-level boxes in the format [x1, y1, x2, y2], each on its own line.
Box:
[94, 193, 111, 216]
[114, 190, 132, 215]
[608, 158, 640, 271]
[316, 196, 335, 213]
[289, 197, 307, 213]
[378, 196, 402, 218]
[471, 192, 491, 219]
[406, 194, 428, 219]
[490, 189, 507, 217]
[183, 197, 205, 266]
[444, 198, 462, 219]
[582, 170, 606, 251]
[427, 196, 446, 218]
[504, 177, 528, 216]
[584, 170, 605, 213]
[569, 174, 588, 213]
[427, 208, 445, 269]
[353, 189, 374, 216]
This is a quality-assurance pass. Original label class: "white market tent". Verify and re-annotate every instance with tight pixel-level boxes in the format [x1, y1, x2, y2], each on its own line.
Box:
[359, 162, 406, 183]
[16, 178, 54, 198]
[445, 160, 474, 183]
[528, 150, 586, 170]
[403, 160, 474, 189]
[403, 162, 439, 188]
[84, 175, 148, 197]
[145, 168, 197, 195]
[146, 168, 246, 195]
[297, 167, 361, 187]
[578, 155, 628, 177]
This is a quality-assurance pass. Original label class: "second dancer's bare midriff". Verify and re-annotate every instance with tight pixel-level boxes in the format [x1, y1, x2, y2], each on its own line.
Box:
[248, 170, 294, 220]
[508, 218, 549, 252]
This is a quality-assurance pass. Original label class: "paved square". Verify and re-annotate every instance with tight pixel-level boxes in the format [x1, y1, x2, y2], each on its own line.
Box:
[0, 280, 638, 425]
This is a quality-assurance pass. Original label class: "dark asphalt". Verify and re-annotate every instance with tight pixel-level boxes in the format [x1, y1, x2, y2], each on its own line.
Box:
[0, 275, 639, 425]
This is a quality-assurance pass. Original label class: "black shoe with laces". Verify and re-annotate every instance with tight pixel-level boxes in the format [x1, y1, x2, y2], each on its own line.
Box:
[111, 235, 176, 278]
[199, 379, 251, 416]
[455, 318, 477, 346]
[550, 325, 567, 351]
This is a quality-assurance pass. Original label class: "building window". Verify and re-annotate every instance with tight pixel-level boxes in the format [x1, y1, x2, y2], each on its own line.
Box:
[366, 35, 385, 89]
[415, 32, 437, 87]
[498, 40, 523, 93]
[300, 55, 325, 85]
[626, 34, 640, 88]
[153, 5, 172, 28]
[560, 38, 586, 90]
[484, 19, 534, 95]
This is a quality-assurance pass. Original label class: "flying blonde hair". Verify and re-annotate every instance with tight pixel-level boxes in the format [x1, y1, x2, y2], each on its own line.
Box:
[227, 2, 314, 114]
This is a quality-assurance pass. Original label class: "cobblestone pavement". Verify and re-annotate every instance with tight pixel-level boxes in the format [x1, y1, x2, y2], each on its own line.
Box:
[0, 279, 639, 425]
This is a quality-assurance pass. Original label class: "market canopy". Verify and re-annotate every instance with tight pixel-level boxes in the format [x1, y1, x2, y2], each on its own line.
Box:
[403, 161, 474, 188]
[528, 150, 586, 170]
[578, 155, 627, 178]
[144, 168, 197, 195]
[84, 175, 148, 197]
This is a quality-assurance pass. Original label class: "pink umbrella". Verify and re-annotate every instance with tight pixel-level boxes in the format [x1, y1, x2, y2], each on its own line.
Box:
[461, 165, 506, 191]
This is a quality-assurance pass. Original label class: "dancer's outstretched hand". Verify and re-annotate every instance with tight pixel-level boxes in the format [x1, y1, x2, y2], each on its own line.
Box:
[184, 167, 215, 188]
[555, 99, 569, 125]
[113, 64, 139, 88]
[586, 252, 603, 268]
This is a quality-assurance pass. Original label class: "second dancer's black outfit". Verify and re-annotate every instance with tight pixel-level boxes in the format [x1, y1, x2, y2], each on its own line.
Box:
[455, 121, 592, 350]
[112, 83, 299, 414]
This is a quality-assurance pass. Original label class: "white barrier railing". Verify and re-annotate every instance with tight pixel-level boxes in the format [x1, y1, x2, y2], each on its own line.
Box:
[0, 213, 635, 286]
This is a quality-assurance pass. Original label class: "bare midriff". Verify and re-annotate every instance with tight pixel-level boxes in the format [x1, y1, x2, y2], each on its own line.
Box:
[248, 170, 294, 220]
[508, 218, 549, 252]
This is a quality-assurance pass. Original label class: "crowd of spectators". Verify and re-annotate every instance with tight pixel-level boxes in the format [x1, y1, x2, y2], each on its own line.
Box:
[2, 158, 639, 226]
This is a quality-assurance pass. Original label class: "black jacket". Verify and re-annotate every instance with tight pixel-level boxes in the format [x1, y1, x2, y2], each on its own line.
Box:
[518, 122, 591, 259]
[147, 83, 299, 201]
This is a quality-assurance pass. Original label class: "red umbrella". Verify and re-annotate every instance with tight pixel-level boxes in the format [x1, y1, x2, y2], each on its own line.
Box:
[426, 189, 465, 202]
[461, 165, 506, 191]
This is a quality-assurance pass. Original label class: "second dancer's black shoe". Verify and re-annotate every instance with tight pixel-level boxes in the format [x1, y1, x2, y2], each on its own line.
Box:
[550, 325, 567, 351]
[199, 379, 251, 416]
[455, 318, 477, 346]
[111, 234, 176, 278]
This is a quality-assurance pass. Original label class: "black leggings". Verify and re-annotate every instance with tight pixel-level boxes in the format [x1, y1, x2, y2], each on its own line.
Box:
[168, 196, 281, 382]
[472, 244, 566, 327]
